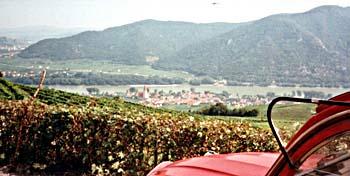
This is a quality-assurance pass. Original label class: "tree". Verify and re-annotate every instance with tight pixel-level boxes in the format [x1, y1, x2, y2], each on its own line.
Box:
[86, 87, 100, 95]
[201, 77, 215, 84]
[129, 87, 138, 93]
[190, 87, 196, 93]
[222, 91, 230, 97]
[210, 103, 228, 115]
[266, 92, 275, 98]
[189, 79, 201, 86]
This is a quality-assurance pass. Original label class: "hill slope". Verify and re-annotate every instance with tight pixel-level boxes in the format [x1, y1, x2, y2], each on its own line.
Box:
[154, 5, 350, 87]
[19, 20, 237, 65]
[0, 78, 90, 105]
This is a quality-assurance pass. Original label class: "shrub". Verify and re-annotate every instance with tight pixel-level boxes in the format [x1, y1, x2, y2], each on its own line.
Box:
[0, 99, 277, 175]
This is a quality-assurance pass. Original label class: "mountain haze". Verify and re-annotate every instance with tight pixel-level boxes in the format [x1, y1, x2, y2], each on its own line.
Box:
[19, 6, 350, 87]
[0, 36, 28, 46]
[0, 26, 87, 43]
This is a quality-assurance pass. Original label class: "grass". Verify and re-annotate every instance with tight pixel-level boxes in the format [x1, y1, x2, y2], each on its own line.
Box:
[200, 103, 316, 131]
[161, 104, 209, 112]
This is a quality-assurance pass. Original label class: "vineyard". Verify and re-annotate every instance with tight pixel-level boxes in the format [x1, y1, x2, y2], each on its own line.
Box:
[0, 79, 279, 175]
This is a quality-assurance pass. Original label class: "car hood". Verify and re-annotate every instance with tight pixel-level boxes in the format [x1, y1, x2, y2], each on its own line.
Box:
[148, 152, 280, 176]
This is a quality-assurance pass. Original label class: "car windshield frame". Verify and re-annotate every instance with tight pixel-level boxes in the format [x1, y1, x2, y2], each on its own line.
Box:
[267, 97, 350, 169]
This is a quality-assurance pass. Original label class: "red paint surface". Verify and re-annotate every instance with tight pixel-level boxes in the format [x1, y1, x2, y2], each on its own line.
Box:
[148, 152, 279, 176]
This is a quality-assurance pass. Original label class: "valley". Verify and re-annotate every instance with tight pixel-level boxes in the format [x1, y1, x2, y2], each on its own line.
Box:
[1, 3, 350, 175]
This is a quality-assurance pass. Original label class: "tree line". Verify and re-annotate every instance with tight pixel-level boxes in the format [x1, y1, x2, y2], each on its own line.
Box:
[197, 103, 259, 117]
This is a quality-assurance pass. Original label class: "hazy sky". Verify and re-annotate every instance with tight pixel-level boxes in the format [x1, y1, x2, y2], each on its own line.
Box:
[1, 0, 350, 29]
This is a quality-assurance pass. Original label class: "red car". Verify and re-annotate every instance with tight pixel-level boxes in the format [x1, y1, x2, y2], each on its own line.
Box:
[148, 92, 350, 176]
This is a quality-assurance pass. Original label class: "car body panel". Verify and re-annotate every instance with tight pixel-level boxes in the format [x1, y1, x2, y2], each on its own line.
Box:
[148, 152, 279, 176]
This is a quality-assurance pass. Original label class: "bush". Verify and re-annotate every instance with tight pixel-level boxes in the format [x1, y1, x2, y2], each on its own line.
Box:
[189, 79, 201, 86]
[0, 99, 277, 175]
[198, 103, 259, 117]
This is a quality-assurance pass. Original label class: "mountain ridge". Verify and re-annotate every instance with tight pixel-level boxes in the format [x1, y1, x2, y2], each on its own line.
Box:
[19, 20, 238, 64]
[154, 5, 350, 87]
[18, 5, 350, 87]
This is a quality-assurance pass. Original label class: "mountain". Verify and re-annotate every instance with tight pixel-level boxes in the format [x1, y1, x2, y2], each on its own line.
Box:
[18, 6, 350, 87]
[0, 26, 88, 43]
[154, 5, 350, 87]
[19, 20, 239, 64]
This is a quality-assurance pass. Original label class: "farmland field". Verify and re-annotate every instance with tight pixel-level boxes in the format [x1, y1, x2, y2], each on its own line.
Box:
[0, 58, 195, 79]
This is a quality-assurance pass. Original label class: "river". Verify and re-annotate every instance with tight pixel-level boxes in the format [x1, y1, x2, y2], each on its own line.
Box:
[47, 84, 347, 97]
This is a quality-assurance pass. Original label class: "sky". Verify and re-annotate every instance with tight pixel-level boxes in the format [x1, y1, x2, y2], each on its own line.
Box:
[1, 0, 350, 30]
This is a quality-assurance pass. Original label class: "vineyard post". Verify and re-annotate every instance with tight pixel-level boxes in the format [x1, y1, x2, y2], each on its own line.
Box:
[12, 69, 46, 164]
[153, 130, 158, 167]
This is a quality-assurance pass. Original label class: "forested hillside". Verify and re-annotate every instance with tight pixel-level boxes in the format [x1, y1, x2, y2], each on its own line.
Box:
[19, 20, 237, 64]
[155, 5, 350, 87]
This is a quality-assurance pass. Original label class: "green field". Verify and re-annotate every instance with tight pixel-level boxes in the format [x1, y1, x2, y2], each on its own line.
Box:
[164, 102, 315, 132]
[203, 103, 316, 145]
[0, 57, 195, 79]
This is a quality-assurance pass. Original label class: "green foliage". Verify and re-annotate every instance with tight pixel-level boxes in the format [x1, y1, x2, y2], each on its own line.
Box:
[200, 77, 215, 84]
[0, 78, 29, 100]
[0, 81, 278, 175]
[198, 103, 259, 117]
[7, 71, 186, 85]
[86, 87, 100, 95]
[0, 99, 278, 175]
[0, 78, 90, 105]
[189, 79, 201, 86]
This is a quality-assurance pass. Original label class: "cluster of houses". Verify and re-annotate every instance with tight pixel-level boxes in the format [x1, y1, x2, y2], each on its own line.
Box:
[125, 86, 272, 108]
[0, 44, 28, 58]
[0, 45, 25, 51]
[0, 70, 35, 78]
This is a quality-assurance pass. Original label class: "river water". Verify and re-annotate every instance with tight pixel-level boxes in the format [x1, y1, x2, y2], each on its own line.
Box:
[47, 84, 347, 97]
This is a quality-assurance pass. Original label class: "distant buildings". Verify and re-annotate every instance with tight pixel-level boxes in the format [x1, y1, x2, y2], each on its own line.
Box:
[124, 85, 272, 108]
[0, 43, 28, 58]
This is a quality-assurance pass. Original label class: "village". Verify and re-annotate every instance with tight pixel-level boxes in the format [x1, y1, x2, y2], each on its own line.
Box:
[124, 85, 272, 108]
[0, 37, 29, 58]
